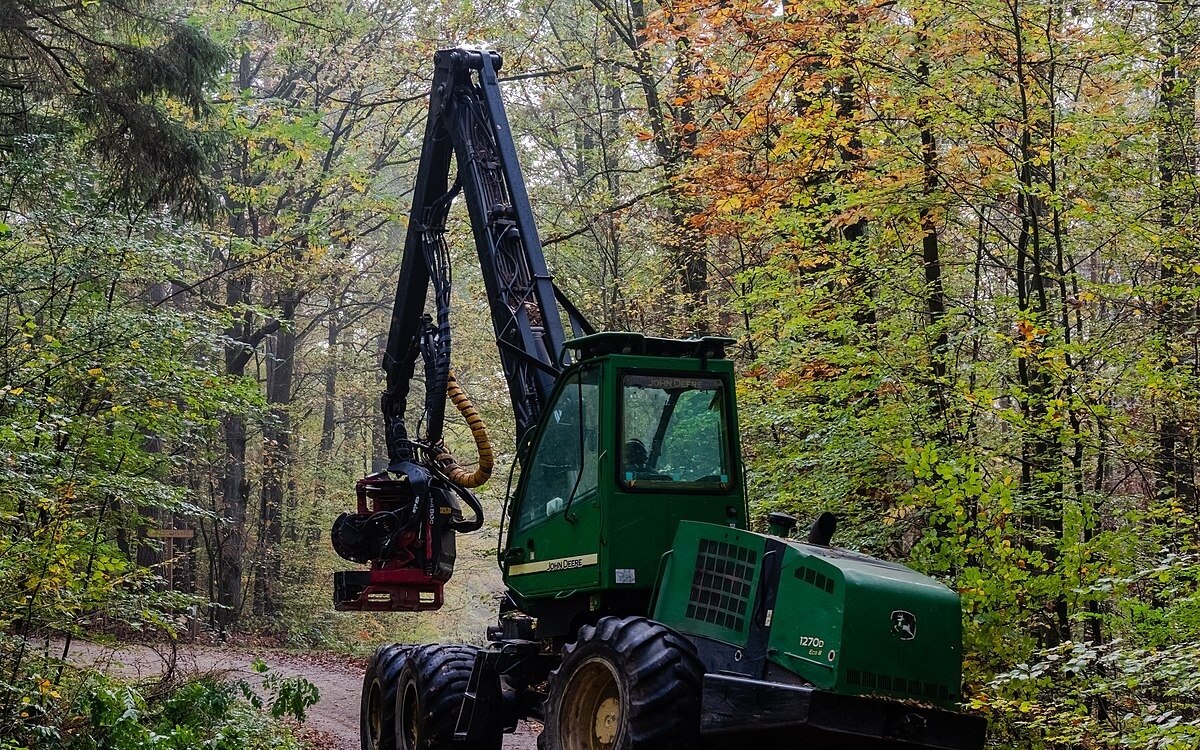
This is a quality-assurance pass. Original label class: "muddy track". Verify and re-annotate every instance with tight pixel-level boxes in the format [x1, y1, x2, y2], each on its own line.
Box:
[66, 640, 538, 750]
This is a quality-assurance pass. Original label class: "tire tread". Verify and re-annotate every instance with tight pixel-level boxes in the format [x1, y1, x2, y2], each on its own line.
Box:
[361, 643, 411, 750]
[399, 643, 499, 750]
[542, 616, 703, 750]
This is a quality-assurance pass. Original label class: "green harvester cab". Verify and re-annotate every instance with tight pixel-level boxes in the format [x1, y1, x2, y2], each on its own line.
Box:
[502, 333, 745, 621]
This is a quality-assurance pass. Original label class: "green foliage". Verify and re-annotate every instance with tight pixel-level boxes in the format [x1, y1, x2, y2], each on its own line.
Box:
[6, 2, 1200, 750]
[247, 659, 321, 722]
[0, 655, 316, 750]
[0, 139, 268, 742]
[0, 3, 226, 216]
[657, 0, 1200, 746]
[67, 671, 308, 750]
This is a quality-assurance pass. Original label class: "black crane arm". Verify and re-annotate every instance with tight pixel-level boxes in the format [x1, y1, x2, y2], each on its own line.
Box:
[383, 48, 592, 469]
[332, 48, 593, 612]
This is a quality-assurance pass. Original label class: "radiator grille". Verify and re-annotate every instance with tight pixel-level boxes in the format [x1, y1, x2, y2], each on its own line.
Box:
[686, 539, 757, 632]
[846, 668, 953, 702]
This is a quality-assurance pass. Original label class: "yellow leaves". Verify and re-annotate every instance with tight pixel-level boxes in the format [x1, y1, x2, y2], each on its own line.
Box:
[714, 195, 743, 214]
[6, 386, 23, 397]
[37, 678, 61, 699]
[1015, 319, 1047, 342]
[796, 253, 831, 270]
[87, 367, 104, 377]
[882, 504, 911, 526]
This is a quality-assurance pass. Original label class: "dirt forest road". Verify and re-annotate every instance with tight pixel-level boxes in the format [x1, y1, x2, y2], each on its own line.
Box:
[67, 640, 538, 750]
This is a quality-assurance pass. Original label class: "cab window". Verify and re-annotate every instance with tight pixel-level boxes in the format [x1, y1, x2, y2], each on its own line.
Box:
[620, 374, 731, 490]
[514, 366, 600, 532]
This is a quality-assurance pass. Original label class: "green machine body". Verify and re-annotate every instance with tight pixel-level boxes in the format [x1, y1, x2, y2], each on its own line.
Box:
[653, 521, 966, 710]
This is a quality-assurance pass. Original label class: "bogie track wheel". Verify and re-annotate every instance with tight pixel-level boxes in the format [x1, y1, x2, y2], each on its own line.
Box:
[540, 616, 703, 750]
[361, 644, 410, 750]
[395, 644, 501, 750]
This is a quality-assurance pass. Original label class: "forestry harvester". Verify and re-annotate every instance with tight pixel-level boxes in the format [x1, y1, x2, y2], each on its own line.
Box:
[331, 48, 987, 750]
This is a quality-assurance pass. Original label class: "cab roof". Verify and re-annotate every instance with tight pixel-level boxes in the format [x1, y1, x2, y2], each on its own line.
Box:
[564, 333, 734, 363]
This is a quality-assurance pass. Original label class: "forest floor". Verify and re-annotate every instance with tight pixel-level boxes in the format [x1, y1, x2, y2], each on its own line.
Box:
[64, 640, 539, 750]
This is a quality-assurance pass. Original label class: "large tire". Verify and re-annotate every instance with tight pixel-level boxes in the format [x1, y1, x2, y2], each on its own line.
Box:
[361, 644, 410, 750]
[539, 616, 703, 750]
[395, 644, 501, 750]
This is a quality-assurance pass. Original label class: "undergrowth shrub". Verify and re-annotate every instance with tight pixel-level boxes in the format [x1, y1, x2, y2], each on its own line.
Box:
[0, 663, 318, 750]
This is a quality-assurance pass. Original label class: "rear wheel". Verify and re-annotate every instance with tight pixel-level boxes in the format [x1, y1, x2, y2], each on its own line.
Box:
[395, 644, 501, 750]
[361, 644, 410, 750]
[540, 616, 703, 750]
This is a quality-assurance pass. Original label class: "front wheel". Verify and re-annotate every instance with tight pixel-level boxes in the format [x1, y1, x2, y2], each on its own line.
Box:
[540, 616, 703, 750]
[361, 644, 409, 750]
[395, 644, 501, 750]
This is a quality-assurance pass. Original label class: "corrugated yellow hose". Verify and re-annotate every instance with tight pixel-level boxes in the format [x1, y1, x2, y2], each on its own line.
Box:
[436, 370, 494, 488]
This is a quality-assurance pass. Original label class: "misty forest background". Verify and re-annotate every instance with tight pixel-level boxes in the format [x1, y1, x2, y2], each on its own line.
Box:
[3, 0, 1200, 747]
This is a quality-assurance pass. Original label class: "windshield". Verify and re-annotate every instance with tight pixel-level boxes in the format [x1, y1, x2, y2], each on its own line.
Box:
[514, 366, 600, 533]
[620, 374, 732, 490]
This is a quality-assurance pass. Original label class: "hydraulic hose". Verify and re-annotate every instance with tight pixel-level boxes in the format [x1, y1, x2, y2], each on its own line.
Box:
[435, 370, 495, 488]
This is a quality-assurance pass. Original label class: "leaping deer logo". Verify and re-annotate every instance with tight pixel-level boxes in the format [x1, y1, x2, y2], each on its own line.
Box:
[890, 610, 917, 641]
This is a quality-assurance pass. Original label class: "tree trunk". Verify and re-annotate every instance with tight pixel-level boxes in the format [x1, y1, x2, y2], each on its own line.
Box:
[594, 0, 708, 333]
[216, 409, 248, 633]
[320, 310, 340, 459]
[372, 331, 389, 473]
[1155, 0, 1198, 521]
[254, 291, 296, 620]
[1011, 0, 1068, 647]
[136, 281, 170, 575]
[213, 51, 257, 634]
[915, 34, 950, 439]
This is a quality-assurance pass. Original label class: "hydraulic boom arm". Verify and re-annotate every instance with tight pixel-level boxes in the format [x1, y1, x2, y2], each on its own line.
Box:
[332, 48, 592, 612]
[384, 48, 591, 458]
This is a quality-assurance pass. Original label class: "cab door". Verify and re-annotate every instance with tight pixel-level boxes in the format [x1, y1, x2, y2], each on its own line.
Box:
[503, 364, 603, 597]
